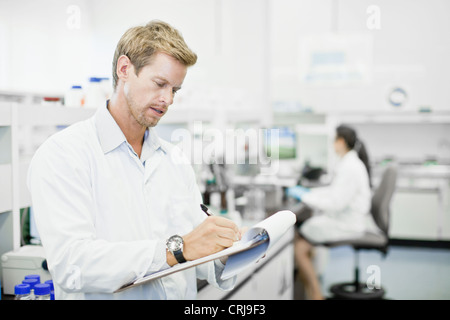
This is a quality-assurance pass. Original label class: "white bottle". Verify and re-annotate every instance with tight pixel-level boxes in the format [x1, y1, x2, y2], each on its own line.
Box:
[84, 77, 104, 109]
[64, 85, 84, 108]
[99, 77, 113, 100]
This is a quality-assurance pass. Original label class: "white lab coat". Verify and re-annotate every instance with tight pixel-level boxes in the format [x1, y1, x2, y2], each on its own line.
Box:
[300, 150, 378, 243]
[27, 103, 235, 299]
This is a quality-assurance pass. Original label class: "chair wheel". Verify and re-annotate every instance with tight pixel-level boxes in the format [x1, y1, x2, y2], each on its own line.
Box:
[330, 282, 385, 300]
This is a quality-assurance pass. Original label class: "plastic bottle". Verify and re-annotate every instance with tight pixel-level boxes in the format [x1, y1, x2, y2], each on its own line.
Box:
[34, 283, 51, 300]
[14, 284, 31, 300]
[64, 85, 84, 108]
[84, 77, 104, 109]
[99, 77, 113, 100]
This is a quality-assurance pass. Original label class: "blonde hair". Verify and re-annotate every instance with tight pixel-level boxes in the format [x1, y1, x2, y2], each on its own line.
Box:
[112, 20, 197, 90]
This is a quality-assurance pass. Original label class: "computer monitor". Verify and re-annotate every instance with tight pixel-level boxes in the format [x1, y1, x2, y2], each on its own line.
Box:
[263, 126, 297, 160]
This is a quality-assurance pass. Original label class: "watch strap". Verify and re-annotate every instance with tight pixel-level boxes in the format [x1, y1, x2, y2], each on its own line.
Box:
[173, 249, 187, 263]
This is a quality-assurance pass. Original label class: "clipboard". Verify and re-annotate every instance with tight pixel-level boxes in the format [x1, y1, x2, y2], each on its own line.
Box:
[114, 210, 296, 293]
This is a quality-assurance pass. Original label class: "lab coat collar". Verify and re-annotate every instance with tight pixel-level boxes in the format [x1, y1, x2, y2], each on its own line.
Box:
[143, 127, 168, 159]
[335, 149, 358, 167]
[94, 100, 167, 155]
[345, 149, 358, 159]
[95, 101, 126, 154]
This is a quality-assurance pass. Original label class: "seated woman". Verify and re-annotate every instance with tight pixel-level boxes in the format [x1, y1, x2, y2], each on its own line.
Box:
[287, 125, 377, 300]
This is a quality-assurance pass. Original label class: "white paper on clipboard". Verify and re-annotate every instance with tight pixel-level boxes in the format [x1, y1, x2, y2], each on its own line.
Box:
[114, 210, 296, 293]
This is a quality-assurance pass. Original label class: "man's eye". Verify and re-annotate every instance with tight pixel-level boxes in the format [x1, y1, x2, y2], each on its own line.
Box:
[154, 81, 165, 87]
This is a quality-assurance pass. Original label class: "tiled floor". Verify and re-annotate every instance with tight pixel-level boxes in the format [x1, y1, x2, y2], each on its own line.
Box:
[318, 245, 450, 300]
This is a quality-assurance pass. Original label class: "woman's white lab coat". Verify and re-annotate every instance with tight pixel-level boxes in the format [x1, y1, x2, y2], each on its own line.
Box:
[300, 150, 377, 243]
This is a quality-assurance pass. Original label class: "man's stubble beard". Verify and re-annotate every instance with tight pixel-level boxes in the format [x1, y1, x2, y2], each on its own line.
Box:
[125, 90, 159, 128]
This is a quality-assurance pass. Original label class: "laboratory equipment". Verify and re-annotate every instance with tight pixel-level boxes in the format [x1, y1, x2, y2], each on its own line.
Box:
[1, 245, 51, 295]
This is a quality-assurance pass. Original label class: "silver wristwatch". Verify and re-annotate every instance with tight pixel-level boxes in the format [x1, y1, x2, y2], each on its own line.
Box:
[166, 235, 186, 263]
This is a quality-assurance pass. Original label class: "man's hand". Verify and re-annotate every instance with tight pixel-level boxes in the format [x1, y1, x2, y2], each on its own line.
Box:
[182, 216, 241, 262]
[218, 225, 249, 265]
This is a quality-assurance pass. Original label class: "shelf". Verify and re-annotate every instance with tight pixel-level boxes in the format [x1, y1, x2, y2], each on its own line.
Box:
[1, 103, 96, 126]
[273, 112, 326, 125]
[18, 104, 96, 126]
[329, 111, 450, 124]
[0, 89, 64, 104]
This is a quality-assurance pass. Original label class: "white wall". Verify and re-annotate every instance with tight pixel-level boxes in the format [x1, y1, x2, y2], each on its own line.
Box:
[0, 0, 94, 93]
[270, 0, 450, 113]
[348, 122, 450, 163]
[0, 0, 270, 120]
[1, 0, 449, 114]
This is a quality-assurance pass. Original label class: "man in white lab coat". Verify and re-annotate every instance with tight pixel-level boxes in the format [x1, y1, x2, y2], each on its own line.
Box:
[287, 125, 378, 300]
[27, 20, 240, 299]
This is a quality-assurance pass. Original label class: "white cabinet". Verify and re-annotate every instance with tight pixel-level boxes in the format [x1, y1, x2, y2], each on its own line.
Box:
[229, 242, 294, 300]
[390, 190, 440, 240]
[390, 181, 450, 241]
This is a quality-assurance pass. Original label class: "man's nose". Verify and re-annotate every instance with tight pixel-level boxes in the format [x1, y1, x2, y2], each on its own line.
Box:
[160, 87, 173, 106]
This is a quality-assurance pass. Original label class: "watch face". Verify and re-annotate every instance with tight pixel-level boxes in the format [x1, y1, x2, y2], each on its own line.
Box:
[167, 235, 183, 252]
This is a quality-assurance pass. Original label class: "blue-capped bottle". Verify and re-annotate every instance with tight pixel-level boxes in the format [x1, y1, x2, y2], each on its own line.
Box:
[34, 283, 51, 300]
[22, 278, 39, 299]
[45, 280, 55, 300]
[14, 284, 31, 300]
[24, 274, 41, 283]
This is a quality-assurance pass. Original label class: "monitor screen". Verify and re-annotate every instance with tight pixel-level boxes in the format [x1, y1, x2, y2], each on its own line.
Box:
[264, 126, 297, 160]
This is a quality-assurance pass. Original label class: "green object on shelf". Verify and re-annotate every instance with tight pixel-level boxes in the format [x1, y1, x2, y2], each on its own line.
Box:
[423, 160, 438, 166]
[380, 159, 394, 166]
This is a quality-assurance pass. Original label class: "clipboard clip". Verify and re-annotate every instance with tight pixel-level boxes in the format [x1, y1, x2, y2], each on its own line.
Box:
[251, 230, 269, 244]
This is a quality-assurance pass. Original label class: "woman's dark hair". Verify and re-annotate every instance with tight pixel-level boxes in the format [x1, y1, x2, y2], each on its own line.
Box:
[336, 125, 372, 187]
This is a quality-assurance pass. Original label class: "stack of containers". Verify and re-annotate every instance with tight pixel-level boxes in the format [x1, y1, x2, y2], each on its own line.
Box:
[14, 274, 54, 300]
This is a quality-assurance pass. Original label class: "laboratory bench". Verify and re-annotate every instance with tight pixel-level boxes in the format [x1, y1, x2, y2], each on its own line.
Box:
[372, 164, 450, 244]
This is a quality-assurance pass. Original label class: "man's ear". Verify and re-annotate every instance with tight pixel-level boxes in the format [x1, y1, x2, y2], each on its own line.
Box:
[116, 55, 132, 83]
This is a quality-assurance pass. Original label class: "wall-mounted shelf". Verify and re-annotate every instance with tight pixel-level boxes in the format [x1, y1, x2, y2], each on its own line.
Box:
[328, 111, 450, 124]
[17, 104, 96, 126]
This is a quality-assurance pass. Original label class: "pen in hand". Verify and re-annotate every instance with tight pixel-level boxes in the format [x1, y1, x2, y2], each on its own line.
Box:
[200, 204, 213, 216]
[201, 204, 243, 242]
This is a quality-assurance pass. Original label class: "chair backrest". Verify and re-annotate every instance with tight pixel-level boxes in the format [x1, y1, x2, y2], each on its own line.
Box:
[370, 165, 397, 235]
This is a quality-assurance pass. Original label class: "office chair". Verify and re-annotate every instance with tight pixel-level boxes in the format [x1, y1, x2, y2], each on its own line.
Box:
[315, 165, 397, 299]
